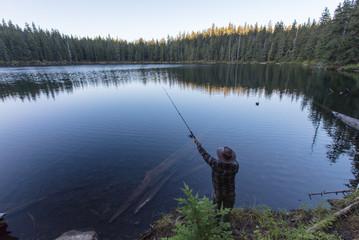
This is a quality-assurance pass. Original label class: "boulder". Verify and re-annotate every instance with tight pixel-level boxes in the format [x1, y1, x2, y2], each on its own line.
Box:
[55, 230, 98, 240]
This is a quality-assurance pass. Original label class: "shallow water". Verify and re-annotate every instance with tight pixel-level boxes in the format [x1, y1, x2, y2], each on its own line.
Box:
[0, 64, 358, 239]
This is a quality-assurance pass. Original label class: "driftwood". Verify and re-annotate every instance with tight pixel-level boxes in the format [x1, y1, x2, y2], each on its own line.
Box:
[307, 197, 359, 233]
[333, 111, 359, 131]
[308, 190, 353, 198]
[109, 141, 196, 223]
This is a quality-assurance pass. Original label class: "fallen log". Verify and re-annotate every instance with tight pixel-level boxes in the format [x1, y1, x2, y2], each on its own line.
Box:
[333, 111, 359, 131]
[307, 197, 359, 233]
[109, 141, 196, 223]
[332, 197, 359, 218]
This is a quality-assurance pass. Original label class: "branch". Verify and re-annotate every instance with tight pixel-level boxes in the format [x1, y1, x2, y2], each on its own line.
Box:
[307, 197, 359, 233]
[308, 190, 353, 198]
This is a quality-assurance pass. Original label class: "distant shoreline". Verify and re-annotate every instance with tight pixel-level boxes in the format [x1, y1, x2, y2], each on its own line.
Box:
[1, 61, 359, 73]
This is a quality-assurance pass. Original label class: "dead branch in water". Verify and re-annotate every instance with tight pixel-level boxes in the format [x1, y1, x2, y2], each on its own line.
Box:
[308, 190, 354, 198]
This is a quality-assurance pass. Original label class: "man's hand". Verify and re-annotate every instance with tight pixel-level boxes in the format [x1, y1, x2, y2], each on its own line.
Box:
[194, 138, 199, 144]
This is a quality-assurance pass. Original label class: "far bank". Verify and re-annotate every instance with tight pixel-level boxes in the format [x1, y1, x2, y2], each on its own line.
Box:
[1, 61, 359, 73]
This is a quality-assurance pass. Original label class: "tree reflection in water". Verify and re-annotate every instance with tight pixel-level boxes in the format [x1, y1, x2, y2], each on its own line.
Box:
[1, 64, 358, 187]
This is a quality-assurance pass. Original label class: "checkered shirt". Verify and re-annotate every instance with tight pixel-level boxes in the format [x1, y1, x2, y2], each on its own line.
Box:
[196, 141, 239, 196]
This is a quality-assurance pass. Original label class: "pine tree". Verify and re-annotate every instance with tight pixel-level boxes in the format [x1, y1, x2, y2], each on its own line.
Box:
[345, 0, 359, 64]
[1, 1, 359, 66]
[315, 7, 332, 63]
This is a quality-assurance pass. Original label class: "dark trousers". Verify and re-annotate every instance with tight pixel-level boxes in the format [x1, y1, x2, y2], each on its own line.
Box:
[212, 192, 235, 223]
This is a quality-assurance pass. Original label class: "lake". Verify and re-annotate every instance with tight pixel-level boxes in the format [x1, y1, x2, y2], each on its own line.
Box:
[0, 64, 358, 239]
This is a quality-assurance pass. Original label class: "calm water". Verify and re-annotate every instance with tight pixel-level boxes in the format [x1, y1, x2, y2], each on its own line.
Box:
[0, 64, 358, 239]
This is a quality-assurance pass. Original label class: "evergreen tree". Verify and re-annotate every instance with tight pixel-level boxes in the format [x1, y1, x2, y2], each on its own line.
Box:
[345, 0, 359, 64]
[0, 0, 358, 67]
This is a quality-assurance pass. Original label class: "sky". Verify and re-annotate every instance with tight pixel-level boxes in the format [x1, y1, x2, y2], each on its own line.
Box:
[1, 0, 343, 42]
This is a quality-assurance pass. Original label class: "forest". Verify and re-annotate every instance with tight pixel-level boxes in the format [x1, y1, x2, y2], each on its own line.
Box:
[0, 0, 358, 67]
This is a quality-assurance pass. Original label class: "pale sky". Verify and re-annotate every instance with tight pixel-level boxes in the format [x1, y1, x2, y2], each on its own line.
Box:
[1, 0, 342, 42]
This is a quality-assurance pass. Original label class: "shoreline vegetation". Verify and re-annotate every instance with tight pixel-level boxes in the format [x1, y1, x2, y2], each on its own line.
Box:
[1, 61, 359, 73]
[1, 0, 359, 71]
[140, 184, 359, 240]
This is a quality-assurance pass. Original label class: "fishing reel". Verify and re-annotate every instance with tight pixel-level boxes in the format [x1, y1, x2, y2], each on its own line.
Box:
[188, 132, 195, 139]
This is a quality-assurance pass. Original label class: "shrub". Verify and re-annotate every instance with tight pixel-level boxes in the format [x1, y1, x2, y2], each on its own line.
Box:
[167, 183, 233, 240]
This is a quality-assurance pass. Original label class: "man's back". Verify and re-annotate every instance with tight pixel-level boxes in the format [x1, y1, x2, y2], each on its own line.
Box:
[195, 140, 239, 196]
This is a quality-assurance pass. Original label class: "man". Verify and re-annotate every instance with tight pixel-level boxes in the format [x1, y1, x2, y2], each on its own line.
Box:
[194, 138, 239, 223]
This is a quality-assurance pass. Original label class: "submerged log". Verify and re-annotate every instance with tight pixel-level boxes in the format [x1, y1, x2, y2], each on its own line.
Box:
[6, 183, 90, 218]
[109, 141, 196, 223]
[134, 173, 174, 214]
[333, 111, 359, 131]
[6, 197, 47, 216]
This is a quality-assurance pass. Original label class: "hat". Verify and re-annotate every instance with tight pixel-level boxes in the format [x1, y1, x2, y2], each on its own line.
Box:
[217, 146, 236, 164]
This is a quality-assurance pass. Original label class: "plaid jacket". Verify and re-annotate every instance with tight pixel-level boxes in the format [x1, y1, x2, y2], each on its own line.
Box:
[196, 141, 239, 196]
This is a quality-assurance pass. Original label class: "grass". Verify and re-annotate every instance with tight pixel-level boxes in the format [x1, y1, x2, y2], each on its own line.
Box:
[140, 188, 359, 240]
[230, 204, 341, 240]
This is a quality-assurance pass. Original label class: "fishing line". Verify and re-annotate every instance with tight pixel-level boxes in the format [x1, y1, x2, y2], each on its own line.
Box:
[162, 86, 196, 139]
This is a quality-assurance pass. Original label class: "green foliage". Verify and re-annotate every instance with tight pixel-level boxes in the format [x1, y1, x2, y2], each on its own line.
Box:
[0, 0, 358, 66]
[341, 63, 359, 71]
[167, 183, 233, 240]
[251, 206, 342, 240]
[156, 213, 173, 229]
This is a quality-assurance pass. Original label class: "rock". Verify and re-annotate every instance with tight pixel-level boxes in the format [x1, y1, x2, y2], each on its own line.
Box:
[0, 221, 8, 235]
[0, 213, 6, 221]
[55, 230, 98, 240]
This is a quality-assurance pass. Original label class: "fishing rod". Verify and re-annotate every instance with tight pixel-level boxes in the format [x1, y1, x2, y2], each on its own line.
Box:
[162, 87, 196, 139]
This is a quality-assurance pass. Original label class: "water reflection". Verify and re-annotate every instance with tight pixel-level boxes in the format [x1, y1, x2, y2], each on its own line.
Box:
[1, 64, 358, 169]
[1, 64, 359, 233]
[1, 64, 358, 114]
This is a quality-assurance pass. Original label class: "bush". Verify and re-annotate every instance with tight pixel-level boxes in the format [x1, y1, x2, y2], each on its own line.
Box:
[167, 183, 233, 240]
